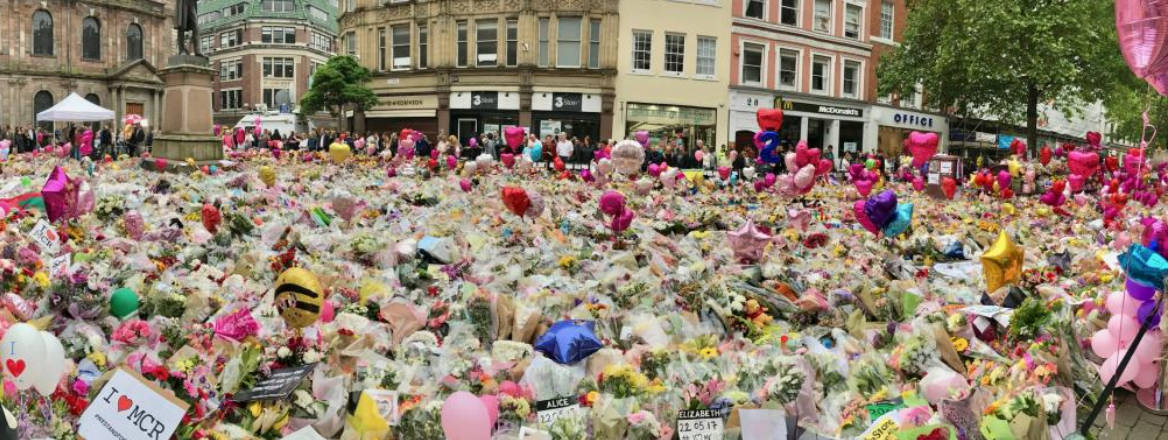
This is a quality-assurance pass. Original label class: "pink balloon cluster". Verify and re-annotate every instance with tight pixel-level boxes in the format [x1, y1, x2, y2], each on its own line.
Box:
[1143, 217, 1168, 258]
[599, 190, 635, 235]
[1067, 146, 1100, 193]
[1092, 280, 1163, 389]
[776, 141, 830, 196]
[848, 163, 879, 197]
[1116, 0, 1168, 95]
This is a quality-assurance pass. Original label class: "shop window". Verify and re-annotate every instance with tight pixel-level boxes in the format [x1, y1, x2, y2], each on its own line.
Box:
[632, 31, 652, 72]
[845, 4, 862, 39]
[814, 0, 831, 33]
[419, 25, 428, 68]
[126, 24, 143, 61]
[506, 19, 518, 66]
[557, 16, 582, 67]
[881, 1, 894, 39]
[744, 0, 764, 19]
[393, 25, 411, 69]
[741, 42, 764, 85]
[843, 60, 861, 98]
[696, 37, 716, 78]
[538, 18, 549, 67]
[82, 17, 101, 61]
[812, 55, 831, 93]
[781, 0, 798, 26]
[588, 19, 601, 69]
[476, 19, 497, 67]
[664, 33, 685, 75]
[456, 20, 468, 67]
[778, 48, 798, 90]
[33, 10, 53, 56]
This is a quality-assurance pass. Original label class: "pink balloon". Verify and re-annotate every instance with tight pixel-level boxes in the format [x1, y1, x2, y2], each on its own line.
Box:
[504, 126, 525, 150]
[1110, 314, 1141, 346]
[1115, 0, 1168, 89]
[634, 130, 650, 147]
[1133, 360, 1160, 388]
[853, 199, 881, 235]
[599, 190, 626, 217]
[460, 179, 473, 192]
[764, 173, 777, 188]
[794, 164, 816, 190]
[855, 179, 874, 197]
[718, 166, 731, 181]
[784, 152, 799, 174]
[441, 391, 491, 440]
[1092, 329, 1119, 358]
[1134, 330, 1164, 363]
[648, 163, 661, 177]
[447, 155, 457, 169]
[611, 208, 635, 233]
[816, 158, 833, 176]
[479, 394, 500, 427]
[906, 131, 940, 168]
[694, 150, 705, 162]
[320, 300, 336, 323]
[912, 176, 925, 191]
[1107, 291, 1142, 317]
[997, 170, 1011, 189]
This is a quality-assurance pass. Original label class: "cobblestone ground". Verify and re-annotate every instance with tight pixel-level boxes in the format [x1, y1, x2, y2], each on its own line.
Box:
[1092, 390, 1168, 439]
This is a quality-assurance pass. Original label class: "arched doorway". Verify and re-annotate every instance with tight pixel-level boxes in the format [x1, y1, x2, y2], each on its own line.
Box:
[34, 90, 54, 131]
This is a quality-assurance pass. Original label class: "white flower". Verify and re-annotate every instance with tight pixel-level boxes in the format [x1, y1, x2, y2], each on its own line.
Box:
[293, 390, 314, 408]
[303, 349, 322, 363]
[1042, 393, 1064, 414]
[277, 347, 292, 358]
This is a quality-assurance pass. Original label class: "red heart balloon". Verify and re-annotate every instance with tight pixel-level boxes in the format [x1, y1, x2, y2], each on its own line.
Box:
[1039, 146, 1052, 165]
[554, 156, 565, 172]
[756, 108, 784, 132]
[1068, 150, 1100, 176]
[1105, 155, 1119, 172]
[1086, 131, 1102, 147]
[501, 153, 516, 168]
[501, 187, 530, 217]
[942, 177, 957, 200]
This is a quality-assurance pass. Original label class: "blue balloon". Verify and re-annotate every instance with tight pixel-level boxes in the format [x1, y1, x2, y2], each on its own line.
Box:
[881, 203, 914, 237]
[209, 165, 219, 174]
[1119, 244, 1168, 291]
[529, 145, 542, 162]
[534, 320, 603, 365]
[756, 131, 781, 164]
[729, 172, 739, 186]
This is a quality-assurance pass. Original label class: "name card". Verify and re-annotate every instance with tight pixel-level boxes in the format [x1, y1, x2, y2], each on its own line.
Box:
[677, 409, 724, 440]
[535, 396, 579, 426]
[232, 363, 315, 402]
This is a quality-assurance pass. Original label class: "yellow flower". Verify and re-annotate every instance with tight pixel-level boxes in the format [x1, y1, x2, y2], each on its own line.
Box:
[248, 401, 262, 418]
[951, 337, 968, 352]
[586, 391, 600, 405]
[698, 347, 718, 359]
[1100, 273, 1114, 283]
[87, 351, 107, 368]
[32, 272, 49, 288]
[558, 255, 577, 269]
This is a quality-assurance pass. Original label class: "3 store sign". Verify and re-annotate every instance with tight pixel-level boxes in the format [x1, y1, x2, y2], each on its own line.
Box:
[893, 113, 936, 128]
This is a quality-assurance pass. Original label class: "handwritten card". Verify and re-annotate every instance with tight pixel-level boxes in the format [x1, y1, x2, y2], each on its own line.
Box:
[677, 409, 724, 440]
[28, 219, 60, 255]
[535, 396, 579, 426]
[78, 367, 189, 440]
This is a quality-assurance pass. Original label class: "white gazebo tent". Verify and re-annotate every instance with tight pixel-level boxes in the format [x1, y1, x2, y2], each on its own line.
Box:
[36, 92, 116, 122]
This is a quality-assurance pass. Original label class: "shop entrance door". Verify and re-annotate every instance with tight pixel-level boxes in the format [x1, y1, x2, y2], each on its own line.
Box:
[456, 119, 478, 146]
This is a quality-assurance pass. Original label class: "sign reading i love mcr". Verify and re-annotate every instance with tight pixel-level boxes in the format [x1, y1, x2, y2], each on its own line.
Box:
[77, 367, 189, 440]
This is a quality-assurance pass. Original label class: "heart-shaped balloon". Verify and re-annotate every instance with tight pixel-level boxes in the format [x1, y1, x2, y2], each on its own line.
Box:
[1087, 131, 1103, 147]
[793, 164, 816, 191]
[599, 190, 626, 217]
[997, 170, 1011, 190]
[460, 179, 472, 192]
[941, 177, 957, 199]
[554, 156, 566, 172]
[501, 153, 516, 168]
[446, 155, 458, 169]
[504, 126, 525, 150]
[1039, 145, 1052, 165]
[634, 130, 650, 147]
[854, 199, 881, 235]
[1009, 138, 1027, 157]
[906, 131, 940, 168]
[648, 163, 661, 177]
[1116, 0, 1168, 83]
[1069, 150, 1100, 176]
[1106, 155, 1120, 173]
[155, 158, 168, 171]
[912, 176, 925, 191]
[718, 166, 731, 181]
[785, 152, 799, 174]
[764, 173, 777, 188]
[855, 179, 874, 197]
[1069, 173, 1086, 192]
[501, 187, 530, 217]
[611, 208, 635, 233]
[816, 159, 833, 176]
[756, 108, 784, 131]
[865, 190, 898, 228]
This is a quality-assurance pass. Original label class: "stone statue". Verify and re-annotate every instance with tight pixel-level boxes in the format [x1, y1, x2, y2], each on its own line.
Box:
[175, 0, 200, 56]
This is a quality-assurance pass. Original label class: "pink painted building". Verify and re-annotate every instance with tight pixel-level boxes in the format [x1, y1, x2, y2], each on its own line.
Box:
[727, 0, 948, 159]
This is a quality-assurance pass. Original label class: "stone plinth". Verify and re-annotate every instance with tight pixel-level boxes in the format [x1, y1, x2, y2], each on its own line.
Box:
[152, 55, 222, 164]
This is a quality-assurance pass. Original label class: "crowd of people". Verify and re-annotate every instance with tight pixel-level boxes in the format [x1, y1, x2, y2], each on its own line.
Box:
[0, 124, 152, 159]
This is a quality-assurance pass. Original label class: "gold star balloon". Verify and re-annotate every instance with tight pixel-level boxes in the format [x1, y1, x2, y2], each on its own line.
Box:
[728, 219, 772, 263]
[981, 231, 1024, 293]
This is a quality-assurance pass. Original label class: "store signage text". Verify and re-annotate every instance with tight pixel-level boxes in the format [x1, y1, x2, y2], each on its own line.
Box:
[777, 98, 864, 118]
[893, 113, 936, 128]
[471, 92, 499, 110]
[552, 93, 583, 112]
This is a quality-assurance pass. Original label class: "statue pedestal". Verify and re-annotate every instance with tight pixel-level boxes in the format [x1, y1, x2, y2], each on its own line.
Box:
[147, 55, 222, 170]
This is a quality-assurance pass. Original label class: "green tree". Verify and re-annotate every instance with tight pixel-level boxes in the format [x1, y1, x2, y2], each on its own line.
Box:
[877, 0, 1129, 149]
[299, 55, 378, 130]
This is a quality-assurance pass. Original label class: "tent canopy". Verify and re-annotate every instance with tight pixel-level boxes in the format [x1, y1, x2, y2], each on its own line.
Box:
[36, 92, 116, 122]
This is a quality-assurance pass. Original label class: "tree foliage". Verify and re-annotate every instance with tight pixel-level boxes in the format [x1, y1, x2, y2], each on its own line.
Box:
[877, 0, 1130, 147]
[299, 55, 379, 126]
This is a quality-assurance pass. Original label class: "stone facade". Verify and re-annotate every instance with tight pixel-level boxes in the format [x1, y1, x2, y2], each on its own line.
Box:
[339, 0, 619, 141]
[197, 0, 338, 129]
[0, 0, 173, 130]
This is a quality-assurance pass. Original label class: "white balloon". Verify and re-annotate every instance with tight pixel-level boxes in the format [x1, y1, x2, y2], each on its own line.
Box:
[743, 166, 757, 180]
[32, 331, 65, 396]
[0, 323, 46, 390]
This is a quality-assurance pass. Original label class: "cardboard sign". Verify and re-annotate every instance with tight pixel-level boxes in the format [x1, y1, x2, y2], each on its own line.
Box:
[282, 426, 328, 440]
[48, 254, 71, 278]
[78, 367, 190, 440]
[860, 411, 903, 440]
[739, 409, 787, 440]
[232, 363, 315, 402]
[534, 396, 579, 426]
[28, 219, 60, 255]
[677, 409, 724, 440]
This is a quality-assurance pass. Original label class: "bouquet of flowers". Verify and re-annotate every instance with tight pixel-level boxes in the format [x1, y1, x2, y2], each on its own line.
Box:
[893, 333, 939, 377]
[394, 401, 445, 440]
[626, 410, 665, 440]
[763, 357, 806, 405]
[848, 352, 893, 399]
[598, 364, 652, 398]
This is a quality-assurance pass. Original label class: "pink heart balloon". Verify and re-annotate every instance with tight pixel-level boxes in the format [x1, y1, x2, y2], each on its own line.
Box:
[853, 199, 881, 235]
[784, 152, 799, 174]
[816, 158, 833, 176]
[635, 130, 650, 147]
[504, 126, 525, 150]
[906, 131, 940, 168]
[795, 142, 811, 168]
[855, 179, 874, 197]
[1068, 150, 1100, 176]
[1069, 174, 1086, 192]
[501, 153, 516, 168]
[718, 166, 731, 181]
[794, 164, 817, 191]
[912, 176, 925, 191]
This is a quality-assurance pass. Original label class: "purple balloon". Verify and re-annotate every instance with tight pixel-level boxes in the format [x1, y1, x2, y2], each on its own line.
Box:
[1128, 277, 1158, 301]
[1138, 299, 1163, 327]
[865, 190, 898, 229]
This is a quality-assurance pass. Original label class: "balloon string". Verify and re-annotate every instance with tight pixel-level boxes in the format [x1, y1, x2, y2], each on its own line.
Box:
[17, 392, 26, 438]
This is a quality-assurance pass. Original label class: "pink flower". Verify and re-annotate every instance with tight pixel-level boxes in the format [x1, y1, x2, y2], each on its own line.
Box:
[658, 424, 674, 440]
[498, 380, 521, 398]
[72, 379, 90, 396]
[2, 380, 14, 397]
[627, 411, 647, 425]
[111, 319, 157, 345]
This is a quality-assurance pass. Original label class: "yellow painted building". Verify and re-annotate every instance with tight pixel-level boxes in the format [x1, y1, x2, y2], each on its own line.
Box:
[614, 0, 731, 153]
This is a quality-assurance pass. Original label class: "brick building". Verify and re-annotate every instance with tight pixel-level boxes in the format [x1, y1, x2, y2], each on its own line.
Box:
[0, 0, 174, 130]
[197, 0, 338, 128]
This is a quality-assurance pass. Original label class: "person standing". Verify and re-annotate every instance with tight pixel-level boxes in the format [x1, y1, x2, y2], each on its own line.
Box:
[482, 132, 498, 159]
[556, 133, 573, 167]
[99, 126, 112, 157]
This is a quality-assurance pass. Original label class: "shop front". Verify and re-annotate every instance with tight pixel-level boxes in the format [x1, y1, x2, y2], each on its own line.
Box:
[728, 90, 867, 161]
[449, 91, 521, 145]
[868, 106, 949, 159]
[531, 91, 603, 143]
[363, 94, 440, 138]
[623, 102, 717, 151]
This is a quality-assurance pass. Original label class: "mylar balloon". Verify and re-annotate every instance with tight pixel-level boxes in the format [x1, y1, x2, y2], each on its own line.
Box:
[524, 190, 545, 218]
[882, 203, 914, 238]
[504, 126, 525, 151]
[259, 165, 276, 187]
[727, 219, 772, 262]
[534, 320, 603, 364]
[0, 323, 45, 390]
[329, 142, 352, 163]
[110, 287, 140, 319]
[611, 140, 645, 175]
[274, 267, 325, 329]
[981, 232, 1025, 293]
[906, 131, 939, 168]
[1119, 244, 1168, 291]
[501, 187, 531, 218]
[598, 190, 626, 217]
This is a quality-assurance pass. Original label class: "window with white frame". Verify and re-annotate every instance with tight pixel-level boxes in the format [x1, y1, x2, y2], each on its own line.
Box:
[219, 58, 243, 80]
[476, 19, 497, 66]
[220, 30, 241, 48]
[392, 24, 411, 69]
[311, 32, 332, 52]
[557, 16, 582, 67]
[377, 28, 387, 70]
[588, 19, 601, 69]
[538, 17, 549, 67]
[845, 4, 862, 39]
[456, 20, 468, 67]
[345, 31, 355, 56]
[842, 60, 861, 98]
[696, 36, 716, 77]
[778, 48, 798, 89]
[741, 42, 764, 85]
[219, 89, 242, 110]
[262, 0, 293, 13]
[308, 6, 328, 22]
[880, 1, 894, 39]
[814, 0, 831, 33]
[262, 26, 295, 44]
[632, 31, 651, 72]
[506, 19, 519, 66]
[811, 55, 831, 93]
[780, 0, 798, 25]
[664, 33, 685, 75]
[745, 0, 764, 19]
[419, 24, 429, 68]
[200, 35, 214, 54]
[262, 57, 294, 78]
